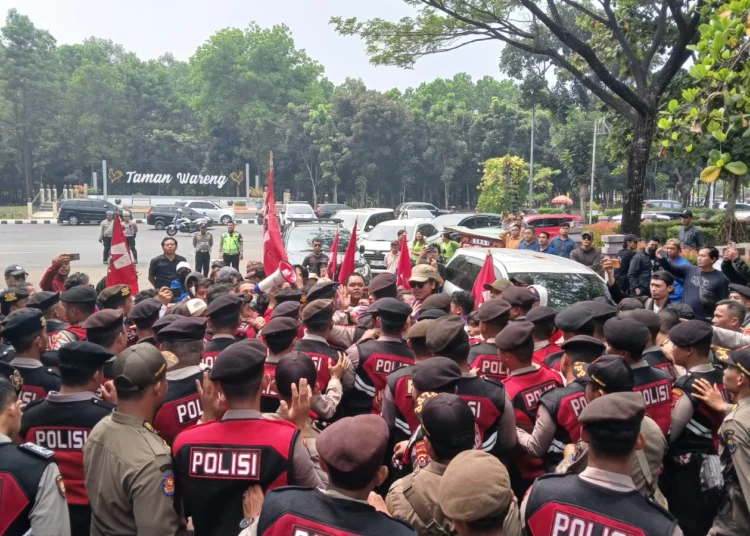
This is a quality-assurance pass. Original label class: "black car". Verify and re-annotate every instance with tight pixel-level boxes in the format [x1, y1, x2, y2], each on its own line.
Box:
[146, 205, 214, 230]
[315, 203, 351, 219]
[58, 199, 122, 225]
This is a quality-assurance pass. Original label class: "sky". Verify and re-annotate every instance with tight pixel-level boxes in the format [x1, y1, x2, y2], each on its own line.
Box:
[0, 0, 505, 91]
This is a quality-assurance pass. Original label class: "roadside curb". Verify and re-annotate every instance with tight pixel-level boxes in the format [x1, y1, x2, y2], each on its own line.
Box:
[1, 219, 258, 225]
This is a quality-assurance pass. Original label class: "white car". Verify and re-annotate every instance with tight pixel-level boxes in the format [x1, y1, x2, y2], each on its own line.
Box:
[332, 208, 396, 240]
[360, 219, 439, 274]
[177, 200, 235, 225]
[398, 209, 435, 220]
[282, 203, 316, 226]
[442, 248, 610, 310]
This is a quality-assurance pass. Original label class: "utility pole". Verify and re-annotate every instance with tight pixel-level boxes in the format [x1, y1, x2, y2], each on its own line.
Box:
[589, 119, 610, 224]
[529, 105, 535, 208]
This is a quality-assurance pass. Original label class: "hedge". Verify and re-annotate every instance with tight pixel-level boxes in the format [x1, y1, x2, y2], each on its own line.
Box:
[634, 220, 727, 246]
[537, 207, 564, 214]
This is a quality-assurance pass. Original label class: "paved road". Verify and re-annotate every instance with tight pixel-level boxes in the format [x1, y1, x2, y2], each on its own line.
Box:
[0, 222, 264, 290]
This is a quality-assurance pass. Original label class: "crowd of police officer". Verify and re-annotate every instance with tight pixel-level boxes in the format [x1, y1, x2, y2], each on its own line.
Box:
[1, 260, 750, 536]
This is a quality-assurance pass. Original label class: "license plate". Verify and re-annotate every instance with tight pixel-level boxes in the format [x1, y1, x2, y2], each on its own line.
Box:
[370, 261, 384, 267]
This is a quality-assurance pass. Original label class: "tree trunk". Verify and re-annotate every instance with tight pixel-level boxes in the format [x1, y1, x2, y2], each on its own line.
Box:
[725, 174, 742, 242]
[620, 113, 656, 235]
[23, 140, 33, 200]
[444, 181, 450, 209]
[333, 182, 338, 203]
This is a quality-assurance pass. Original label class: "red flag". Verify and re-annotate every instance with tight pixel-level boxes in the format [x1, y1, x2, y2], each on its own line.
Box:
[396, 233, 412, 290]
[327, 231, 339, 279]
[106, 213, 139, 294]
[337, 219, 358, 284]
[262, 152, 288, 273]
[472, 251, 496, 307]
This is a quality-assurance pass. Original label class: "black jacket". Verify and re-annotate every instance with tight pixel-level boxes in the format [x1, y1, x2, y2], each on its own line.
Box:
[721, 257, 750, 285]
[628, 248, 658, 295]
[615, 248, 636, 294]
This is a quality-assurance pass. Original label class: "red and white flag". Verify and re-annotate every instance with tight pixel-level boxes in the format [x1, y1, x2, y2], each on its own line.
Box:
[106, 213, 139, 293]
[262, 151, 289, 273]
[327, 231, 339, 279]
[472, 251, 496, 307]
[396, 233, 412, 290]
[337, 219, 358, 284]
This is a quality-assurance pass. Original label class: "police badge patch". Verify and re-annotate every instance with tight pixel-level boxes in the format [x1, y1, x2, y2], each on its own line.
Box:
[725, 430, 736, 453]
[56, 475, 67, 498]
[162, 473, 175, 496]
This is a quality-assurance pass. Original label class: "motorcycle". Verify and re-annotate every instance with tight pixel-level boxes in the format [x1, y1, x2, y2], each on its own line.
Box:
[166, 213, 211, 236]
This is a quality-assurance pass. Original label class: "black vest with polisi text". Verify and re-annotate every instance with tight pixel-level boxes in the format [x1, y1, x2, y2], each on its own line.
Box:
[154, 369, 204, 445]
[0, 442, 55, 536]
[202, 336, 236, 368]
[643, 348, 677, 382]
[13, 365, 61, 408]
[469, 341, 508, 381]
[544, 350, 564, 371]
[293, 338, 340, 395]
[632, 364, 672, 438]
[387, 364, 417, 443]
[538, 380, 588, 472]
[456, 375, 506, 456]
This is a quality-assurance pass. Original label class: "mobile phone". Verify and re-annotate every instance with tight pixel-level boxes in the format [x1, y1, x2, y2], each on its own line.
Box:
[610, 257, 621, 269]
[729, 241, 737, 248]
[67, 253, 80, 261]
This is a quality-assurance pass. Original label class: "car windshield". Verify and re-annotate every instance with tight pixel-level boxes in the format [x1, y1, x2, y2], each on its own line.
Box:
[432, 214, 467, 228]
[287, 205, 314, 215]
[334, 212, 361, 230]
[286, 227, 350, 253]
[406, 210, 434, 219]
[368, 224, 412, 241]
[507, 272, 611, 310]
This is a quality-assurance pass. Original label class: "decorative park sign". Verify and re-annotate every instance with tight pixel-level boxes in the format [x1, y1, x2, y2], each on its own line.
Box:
[107, 168, 244, 190]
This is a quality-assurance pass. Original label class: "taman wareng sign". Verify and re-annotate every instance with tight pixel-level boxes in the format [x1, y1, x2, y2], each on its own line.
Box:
[107, 169, 244, 189]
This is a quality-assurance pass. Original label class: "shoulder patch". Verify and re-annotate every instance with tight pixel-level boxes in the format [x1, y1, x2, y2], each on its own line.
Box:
[161, 472, 175, 496]
[671, 387, 686, 408]
[725, 430, 737, 453]
[19, 442, 55, 459]
[56, 475, 66, 498]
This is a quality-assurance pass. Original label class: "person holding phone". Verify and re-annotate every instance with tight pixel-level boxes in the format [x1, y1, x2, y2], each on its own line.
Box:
[40, 254, 73, 292]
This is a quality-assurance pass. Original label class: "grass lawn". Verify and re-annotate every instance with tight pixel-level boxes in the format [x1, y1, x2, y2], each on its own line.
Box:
[0, 206, 28, 219]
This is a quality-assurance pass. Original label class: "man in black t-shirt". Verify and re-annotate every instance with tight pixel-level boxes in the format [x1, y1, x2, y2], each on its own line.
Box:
[148, 237, 187, 289]
[301, 239, 329, 276]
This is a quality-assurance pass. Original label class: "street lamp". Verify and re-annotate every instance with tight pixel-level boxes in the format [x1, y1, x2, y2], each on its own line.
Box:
[588, 118, 610, 224]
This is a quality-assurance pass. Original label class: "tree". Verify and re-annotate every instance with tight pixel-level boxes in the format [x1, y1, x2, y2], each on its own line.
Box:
[477, 156, 528, 214]
[332, 0, 703, 233]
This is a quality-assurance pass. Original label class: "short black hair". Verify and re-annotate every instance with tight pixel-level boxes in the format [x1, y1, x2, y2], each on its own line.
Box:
[197, 278, 214, 291]
[206, 284, 233, 304]
[702, 246, 720, 261]
[345, 273, 366, 285]
[209, 310, 241, 331]
[380, 317, 408, 337]
[523, 227, 536, 233]
[221, 376, 264, 401]
[717, 299, 747, 323]
[163, 340, 203, 365]
[64, 272, 90, 291]
[511, 339, 535, 363]
[294, 264, 309, 280]
[467, 311, 480, 327]
[312, 239, 322, 246]
[538, 231, 550, 239]
[134, 289, 158, 304]
[304, 317, 331, 334]
[442, 338, 471, 363]
[264, 331, 297, 355]
[481, 314, 510, 334]
[658, 309, 680, 335]
[532, 320, 556, 340]
[161, 237, 178, 247]
[651, 271, 675, 286]
[4, 329, 44, 354]
[410, 337, 431, 358]
[451, 291, 475, 315]
[0, 377, 17, 410]
[59, 366, 98, 388]
[586, 419, 641, 458]
[86, 325, 125, 350]
[647, 237, 660, 244]
[326, 464, 381, 492]
[559, 222, 570, 228]
[565, 344, 603, 364]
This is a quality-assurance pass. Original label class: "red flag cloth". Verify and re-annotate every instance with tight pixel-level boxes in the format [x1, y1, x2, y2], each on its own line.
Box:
[472, 252, 496, 307]
[396, 233, 412, 290]
[337, 219, 358, 284]
[262, 156, 289, 273]
[327, 231, 339, 279]
[106, 213, 139, 294]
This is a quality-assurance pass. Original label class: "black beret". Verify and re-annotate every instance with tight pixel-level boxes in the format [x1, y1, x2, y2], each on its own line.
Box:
[501, 286, 536, 308]
[426, 316, 468, 354]
[366, 273, 398, 298]
[526, 306, 556, 324]
[578, 355, 634, 393]
[412, 357, 462, 392]
[373, 297, 412, 323]
[407, 319, 435, 340]
[301, 299, 334, 323]
[276, 289, 303, 304]
[97, 285, 132, 309]
[579, 391, 645, 425]
[275, 352, 317, 397]
[626, 309, 661, 333]
[210, 339, 267, 383]
[60, 285, 97, 304]
[495, 321, 534, 351]
[669, 320, 713, 347]
[81, 309, 124, 332]
[603, 317, 649, 356]
[730, 284, 750, 299]
[0, 287, 29, 305]
[158, 317, 207, 342]
[152, 314, 180, 335]
[317, 415, 388, 474]
[128, 298, 162, 321]
[26, 291, 61, 311]
[666, 302, 695, 320]
[561, 334, 606, 353]
[113, 343, 177, 392]
[0, 362, 23, 394]
[1, 308, 45, 339]
[617, 298, 645, 312]
[271, 301, 301, 320]
[421, 293, 452, 313]
[206, 293, 242, 318]
[419, 309, 448, 321]
[478, 300, 511, 322]
[419, 393, 476, 450]
[306, 281, 338, 301]
[579, 300, 617, 321]
[58, 341, 114, 371]
[263, 317, 299, 337]
[556, 306, 595, 332]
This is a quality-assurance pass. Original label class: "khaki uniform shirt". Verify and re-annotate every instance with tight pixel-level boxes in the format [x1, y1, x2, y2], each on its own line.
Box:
[710, 397, 750, 535]
[83, 411, 186, 536]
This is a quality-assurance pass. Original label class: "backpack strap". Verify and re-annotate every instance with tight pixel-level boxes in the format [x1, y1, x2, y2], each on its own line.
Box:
[402, 472, 452, 536]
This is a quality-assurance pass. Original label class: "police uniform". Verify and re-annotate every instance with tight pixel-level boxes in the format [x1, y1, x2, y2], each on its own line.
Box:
[128, 298, 162, 346]
[83, 343, 184, 536]
[219, 229, 243, 270]
[367, 273, 399, 300]
[81, 309, 126, 382]
[468, 299, 511, 379]
[0, 285, 30, 317]
[20, 342, 115, 536]
[153, 317, 208, 445]
[202, 294, 242, 367]
[172, 339, 322, 536]
[3, 309, 61, 407]
[502, 286, 536, 321]
[51, 287, 97, 350]
[253, 415, 415, 536]
[522, 392, 679, 536]
[294, 300, 341, 401]
[152, 313, 180, 343]
[579, 300, 617, 340]
[97, 285, 137, 346]
[528, 306, 562, 365]
[544, 306, 596, 371]
[630, 308, 678, 382]
[420, 293, 451, 314]
[27, 291, 69, 347]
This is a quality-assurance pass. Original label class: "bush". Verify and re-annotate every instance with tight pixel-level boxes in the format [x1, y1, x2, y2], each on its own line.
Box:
[234, 200, 247, 207]
[603, 208, 623, 217]
[585, 222, 619, 249]
[537, 207, 563, 214]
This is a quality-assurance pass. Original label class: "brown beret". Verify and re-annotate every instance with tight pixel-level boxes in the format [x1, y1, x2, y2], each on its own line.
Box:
[152, 314, 179, 335]
[306, 281, 338, 301]
[439, 450, 512, 522]
[158, 317, 207, 342]
[477, 299, 511, 322]
[317, 415, 388, 474]
[97, 284, 131, 309]
[81, 309, 124, 332]
[501, 286, 536, 308]
[421, 293, 452, 313]
[209, 339, 267, 383]
[626, 309, 661, 333]
[406, 319, 435, 340]
[495, 321, 534, 351]
[366, 273, 398, 298]
[206, 293, 242, 318]
[578, 391, 645, 425]
[301, 299, 334, 323]
[270, 301, 300, 320]
[426, 316, 468, 354]
[263, 317, 299, 336]
[526, 306, 557, 324]
[128, 298, 162, 321]
[556, 306, 595, 332]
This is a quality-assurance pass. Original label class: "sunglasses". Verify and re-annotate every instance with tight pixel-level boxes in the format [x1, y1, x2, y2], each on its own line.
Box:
[410, 280, 429, 288]
[582, 236, 593, 240]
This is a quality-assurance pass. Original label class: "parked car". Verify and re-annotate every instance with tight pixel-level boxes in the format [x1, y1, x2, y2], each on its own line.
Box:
[58, 199, 122, 225]
[521, 214, 583, 239]
[428, 213, 503, 242]
[360, 219, 439, 274]
[398, 209, 435, 220]
[316, 203, 351, 218]
[713, 201, 750, 210]
[332, 208, 396, 240]
[394, 202, 450, 218]
[442, 248, 610, 310]
[282, 203, 316, 226]
[643, 199, 683, 210]
[612, 212, 671, 223]
[147, 205, 214, 230]
[176, 200, 235, 224]
[282, 220, 371, 282]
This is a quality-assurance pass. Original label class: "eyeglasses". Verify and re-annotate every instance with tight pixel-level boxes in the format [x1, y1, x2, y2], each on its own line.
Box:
[410, 280, 429, 288]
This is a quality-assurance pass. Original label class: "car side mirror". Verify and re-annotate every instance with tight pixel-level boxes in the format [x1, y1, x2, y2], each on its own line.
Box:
[359, 245, 365, 254]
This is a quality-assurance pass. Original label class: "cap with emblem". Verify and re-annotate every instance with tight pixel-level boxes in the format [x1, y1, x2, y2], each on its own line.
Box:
[270, 301, 300, 320]
[158, 317, 207, 342]
[477, 299, 511, 323]
[0, 287, 29, 306]
[0, 308, 46, 339]
[276, 288, 303, 304]
[603, 317, 649, 357]
[426, 316, 468, 355]
[579, 300, 617, 321]
[205, 293, 242, 318]
[561, 334, 606, 353]
[419, 393, 476, 453]
[301, 299, 334, 323]
[58, 341, 114, 371]
[483, 279, 511, 293]
[152, 314, 179, 336]
[727, 346, 750, 375]
[421, 294, 451, 313]
[501, 286, 536, 308]
[366, 273, 397, 299]
[306, 281, 338, 302]
[26, 291, 61, 312]
[275, 352, 317, 397]
[495, 321, 534, 351]
[419, 309, 448, 321]
[113, 343, 177, 392]
[578, 391, 646, 425]
[185, 298, 207, 317]
[97, 285, 131, 309]
[373, 297, 412, 323]
[526, 306, 556, 324]
[556, 306, 595, 333]
[60, 285, 97, 305]
[0, 362, 23, 394]
[209, 339, 267, 383]
[4, 265, 27, 278]
[578, 355, 635, 393]
[263, 317, 299, 337]
[409, 264, 439, 284]
[129, 298, 162, 322]
[317, 414, 388, 477]
[407, 319, 435, 340]
[81, 309, 124, 333]
[669, 320, 713, 348]
[412, 357, 462, 392]
[439, 450, 513, 522]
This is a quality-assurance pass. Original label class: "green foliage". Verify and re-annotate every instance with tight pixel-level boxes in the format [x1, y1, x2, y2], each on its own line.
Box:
[477, 156, 528, 214]
[233, 200, 246, 207]
[537, 207, 563, 214]
[637, 221, 724, 246]
[603, 208, 623, 217]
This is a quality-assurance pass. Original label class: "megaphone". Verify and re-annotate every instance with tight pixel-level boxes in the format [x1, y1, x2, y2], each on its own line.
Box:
[255, 261, 297, 294]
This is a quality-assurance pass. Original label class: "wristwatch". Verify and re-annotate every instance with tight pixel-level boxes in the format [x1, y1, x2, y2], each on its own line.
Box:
[239, 517, 254, 529]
